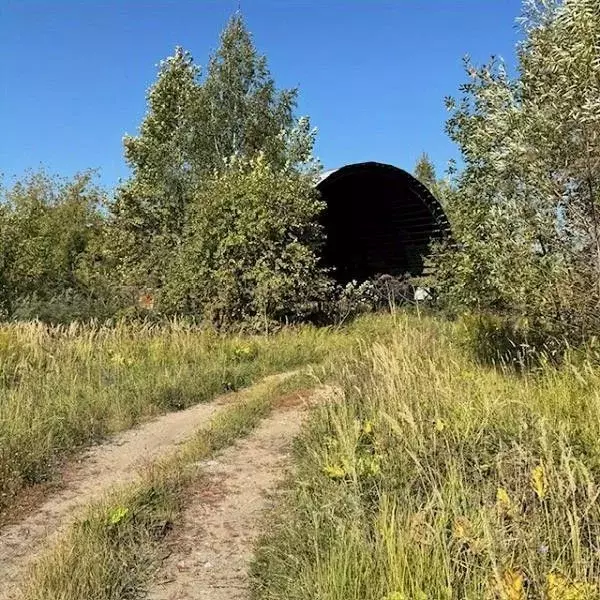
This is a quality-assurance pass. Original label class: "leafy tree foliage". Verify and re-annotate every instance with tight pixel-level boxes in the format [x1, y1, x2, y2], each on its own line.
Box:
[414, 153, 437, 191]
[434, 0, 600, 340]
[197, 14, 311, 171]
[413, 152, 453, 205]
[0, 15, 324, 326]
[110, 47, 201, 289]
[0, 171, 105, 318]
[161, 155, 328, 328]
[119, 47, 199, 240]
[112, 14, 317, 295]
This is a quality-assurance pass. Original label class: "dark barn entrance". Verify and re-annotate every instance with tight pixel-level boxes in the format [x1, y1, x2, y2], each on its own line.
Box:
[316, 162, 450, 284]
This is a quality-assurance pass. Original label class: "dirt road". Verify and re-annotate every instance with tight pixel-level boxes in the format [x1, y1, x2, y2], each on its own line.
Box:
[146, 391, 313, 599]
[0, 389, 238, 600]
[0, 378, 321, 600]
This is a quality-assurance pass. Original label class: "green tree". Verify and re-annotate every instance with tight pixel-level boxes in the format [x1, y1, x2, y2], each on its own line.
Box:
[0, 171, 105, 318]
[434, 0, 600, 339]
[112, 14, 318, 293]
[414, 153, 437, 191]
[111, 47, 201, 288]
[413, 152, 453, 205]
[197, 13, 314, 171]
[161, 155, 328, 328]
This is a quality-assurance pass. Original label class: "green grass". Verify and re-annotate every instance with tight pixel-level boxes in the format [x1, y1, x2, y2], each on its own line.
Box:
[251, 313, 600, 600]
[0, 315, 392, 514]
[22, 373, 307, 600]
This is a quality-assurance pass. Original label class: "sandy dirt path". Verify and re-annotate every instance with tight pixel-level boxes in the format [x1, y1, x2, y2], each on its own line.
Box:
[0, 388, 241, 600]
[145, 390, 320, 600]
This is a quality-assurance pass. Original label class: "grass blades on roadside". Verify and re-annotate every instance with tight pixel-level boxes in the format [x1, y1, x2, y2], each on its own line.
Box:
[251, 314, 600, 600]
[0, 314, 391, 513]
[22, 372, 310, 600]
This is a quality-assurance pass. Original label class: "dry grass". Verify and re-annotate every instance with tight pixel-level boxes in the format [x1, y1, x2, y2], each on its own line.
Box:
[252, 314, 600, 600]
[22, 373, 307, 600]
[0, 317, 388, 513]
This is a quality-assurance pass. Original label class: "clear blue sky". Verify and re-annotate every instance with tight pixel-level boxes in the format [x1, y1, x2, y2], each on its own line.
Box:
[1, 0, 523, 190]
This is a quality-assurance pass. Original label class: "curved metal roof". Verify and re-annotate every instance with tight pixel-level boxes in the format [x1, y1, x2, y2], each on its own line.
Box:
[315, 169, 338, 186]
[314, 161, 451, 282]
[316, 161, 450, 235]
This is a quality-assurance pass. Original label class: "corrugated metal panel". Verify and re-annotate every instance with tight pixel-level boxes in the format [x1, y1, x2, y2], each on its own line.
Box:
[316, 162, 450, 235]
[315, 161, 451, 282]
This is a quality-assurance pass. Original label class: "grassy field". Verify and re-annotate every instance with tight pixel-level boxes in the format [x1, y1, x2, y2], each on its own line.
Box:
[6, 311, 600, 599]
[0, 316, 390, 513]
[22, 373, 304, 600]
[252, 314, 600, 600]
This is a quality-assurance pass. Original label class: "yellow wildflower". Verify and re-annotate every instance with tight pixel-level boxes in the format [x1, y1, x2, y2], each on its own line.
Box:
[108, 506, 129, 525]
[111, 352, 125, 365]
[546, 573, 598, 600]
[453, 516, 472, 541]
[496, 487, 512, 513]
[435, 418, 446, 432]
[498, 569, 526, 600]
[323, 464, 346, 479]
[531, 463, 547, 500]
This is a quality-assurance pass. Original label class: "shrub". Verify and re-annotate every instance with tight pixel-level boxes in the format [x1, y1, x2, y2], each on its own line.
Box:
[458, 313, 566, 368]
[324, 275, 416, 325]
[161, 155, 331, 329]
[0, 171, 106, 318]
[431, 0, 600, 347]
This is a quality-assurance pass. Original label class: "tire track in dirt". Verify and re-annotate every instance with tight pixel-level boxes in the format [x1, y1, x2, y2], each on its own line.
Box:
[145, 388, 327, 600]
[0, 387, 243, 600]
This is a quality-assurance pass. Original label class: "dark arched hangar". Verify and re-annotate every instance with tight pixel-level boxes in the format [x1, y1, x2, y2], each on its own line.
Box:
[316, 161, 450, 284]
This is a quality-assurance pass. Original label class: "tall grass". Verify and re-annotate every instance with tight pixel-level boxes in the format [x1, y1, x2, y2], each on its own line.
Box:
[0, 315, 391, 513]
[252, 314, 600, 600]
[23, 373, 304, 600]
